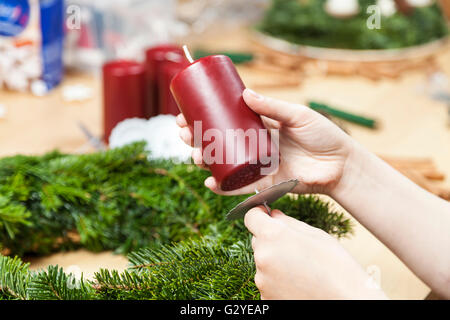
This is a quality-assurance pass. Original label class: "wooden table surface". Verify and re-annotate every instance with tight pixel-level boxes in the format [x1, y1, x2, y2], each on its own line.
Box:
[1, 29, 449, 300]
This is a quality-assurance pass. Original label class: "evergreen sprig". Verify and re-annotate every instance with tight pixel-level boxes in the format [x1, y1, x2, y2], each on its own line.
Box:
[0, 255, 30, 300]
[0, 142, 351, 256]
[95, 238, 258, 300]
[27, 265, 94, 300]
[0, 238, 259, 300]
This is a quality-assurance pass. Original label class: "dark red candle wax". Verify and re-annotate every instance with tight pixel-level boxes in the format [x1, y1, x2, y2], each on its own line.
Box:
[159, 60, 189, 116]
[170, 55, 278, 191]
[103, 60, 146, 143]
[145, 45, 183, 118]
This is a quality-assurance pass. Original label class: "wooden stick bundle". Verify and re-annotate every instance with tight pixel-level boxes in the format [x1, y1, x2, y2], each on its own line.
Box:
[250, 41, 441, 81]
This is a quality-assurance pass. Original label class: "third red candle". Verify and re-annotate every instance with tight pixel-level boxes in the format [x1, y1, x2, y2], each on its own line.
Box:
[159, 60, 189, 116]
[145, 44, 183, 118]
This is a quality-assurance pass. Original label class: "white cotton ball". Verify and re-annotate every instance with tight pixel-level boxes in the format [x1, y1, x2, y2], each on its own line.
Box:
[13, 47, 32, 61]
[0, 38, 9, 49]
[0, 104, 7, 119]
[73, 48, 105, 70]
[428, 71, 450, 95]
[19, 57, 42, 78]
[406, 0, 434, 7]
[0, 55, 15, 73]
[145, 115, 192, 161]
[377, 0, 397, 16]
[31, 80, 48, 96]
[62, 84, 93, 102]
[5, 72, 28, 91]
[116, 36, 148, 62]
[109, 115, 192, 162]
[109, 118, 150, 148]
[324, 0, 360, 18]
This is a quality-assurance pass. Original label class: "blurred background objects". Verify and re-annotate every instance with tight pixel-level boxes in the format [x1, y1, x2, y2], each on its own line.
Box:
[0, 0, 449, 300]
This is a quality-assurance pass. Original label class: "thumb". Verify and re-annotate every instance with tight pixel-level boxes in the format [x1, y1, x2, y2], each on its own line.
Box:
[243, 88, 311, 127]
[244, 206, 273, 237]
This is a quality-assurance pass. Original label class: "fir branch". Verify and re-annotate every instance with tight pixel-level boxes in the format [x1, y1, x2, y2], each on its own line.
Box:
[0, 195, 31, 239]
[0, 142, 353, 300]
[0, 255, 30, 300]
[95, 238, 259, 300]
[275, 195, 353, 239]
[0, 142, 352, 256]
[149, 167, 211, 214]
[1, 238, 258, 300]
[26, 265, 94, 300]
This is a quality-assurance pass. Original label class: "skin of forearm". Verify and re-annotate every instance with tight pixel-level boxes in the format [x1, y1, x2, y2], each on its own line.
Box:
[330, 141, 450, 298]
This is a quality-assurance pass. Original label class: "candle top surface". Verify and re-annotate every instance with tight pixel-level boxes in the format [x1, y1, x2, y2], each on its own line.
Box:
[103, 60, 144, 77]
[170, 54, 232, 85]
[146, 44, 182, 53]
[146, 44, 184, 61]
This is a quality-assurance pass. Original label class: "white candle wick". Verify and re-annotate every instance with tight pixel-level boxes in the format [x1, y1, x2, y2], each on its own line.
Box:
[183, 45, 194, 64]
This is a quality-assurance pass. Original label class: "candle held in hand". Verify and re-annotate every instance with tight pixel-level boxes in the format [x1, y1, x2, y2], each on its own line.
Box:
[170, 55, 279, 191]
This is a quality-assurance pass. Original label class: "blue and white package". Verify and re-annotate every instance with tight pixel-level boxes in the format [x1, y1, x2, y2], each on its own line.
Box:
[0, 0, 64, 93]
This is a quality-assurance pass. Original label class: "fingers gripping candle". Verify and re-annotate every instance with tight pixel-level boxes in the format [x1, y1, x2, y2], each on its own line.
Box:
[170, 46, 279, 191]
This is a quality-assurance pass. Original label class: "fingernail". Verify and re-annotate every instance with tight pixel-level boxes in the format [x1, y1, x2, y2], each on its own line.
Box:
[205, 177, 215, 189]
[245, 88, 263, 101]
[176, 113, 184, 125]
[179, 127, 187, 139]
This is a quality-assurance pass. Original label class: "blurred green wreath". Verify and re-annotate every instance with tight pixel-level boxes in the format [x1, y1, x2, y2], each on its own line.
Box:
[257, 0, 449, 50]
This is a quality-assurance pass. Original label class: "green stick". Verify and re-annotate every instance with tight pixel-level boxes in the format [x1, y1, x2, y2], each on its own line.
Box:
[308, 101, 378, 129]
[194, 49, 254, 64]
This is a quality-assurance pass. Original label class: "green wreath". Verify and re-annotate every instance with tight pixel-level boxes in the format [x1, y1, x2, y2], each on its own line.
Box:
[257, 0, 449, 50]
[0, 142, 352, 300]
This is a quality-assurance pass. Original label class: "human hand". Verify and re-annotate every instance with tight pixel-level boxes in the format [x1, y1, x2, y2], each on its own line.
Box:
[177, 88, 355, 195]
[245, 207, 388, 300]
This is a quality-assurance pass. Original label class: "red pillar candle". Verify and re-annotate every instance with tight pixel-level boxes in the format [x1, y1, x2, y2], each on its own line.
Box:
[170, 55, 279, 191]
[103, 60, 146, 143]
[145, 45, 184, 118]
[159, 60, 189, 116]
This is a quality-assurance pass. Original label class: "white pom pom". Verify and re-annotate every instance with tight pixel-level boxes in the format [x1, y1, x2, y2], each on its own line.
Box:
[0, 104, 7, 119]
[109, 115, 193, 162]
[19, 56, 42, 78]
[377, 0, 397, 17]
[31, 80, 48, 96]
[0, 55, 15, 73]
[325, 0, 360, 18]
[407, 0, 433, 7]
[6, 72, 28, 92]
[109, 118, 149, 148]
[62, 84, 93, 102]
